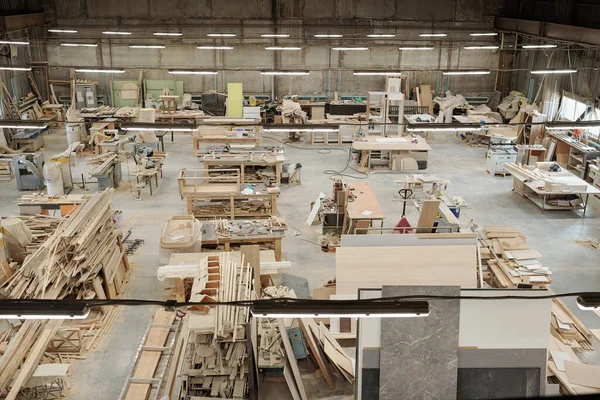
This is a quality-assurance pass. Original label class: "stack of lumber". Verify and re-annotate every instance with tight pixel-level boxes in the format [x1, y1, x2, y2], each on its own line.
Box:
[551, 298, 593, 351]
[6, 215, 62, 253]
[179, 253, 253, 399]
[547, 335, 600, 395]
[479, 226, 551, 288]
[0, 190, 131, 398]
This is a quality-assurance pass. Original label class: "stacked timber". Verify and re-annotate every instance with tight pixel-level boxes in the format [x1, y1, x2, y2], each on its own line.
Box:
[550, 298, 593, 351]
[0, 189, 130, 398]
[547, 334, 600, 395]
[479, 226, 551, 288]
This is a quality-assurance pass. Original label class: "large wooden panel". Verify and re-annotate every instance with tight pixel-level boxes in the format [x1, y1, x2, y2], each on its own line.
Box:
[335, 245, 477, 294]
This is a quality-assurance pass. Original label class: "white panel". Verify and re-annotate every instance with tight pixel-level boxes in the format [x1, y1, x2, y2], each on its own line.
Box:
[459, 290, 551, 349]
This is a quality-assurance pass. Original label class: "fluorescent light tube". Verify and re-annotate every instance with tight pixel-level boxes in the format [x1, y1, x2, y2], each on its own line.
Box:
[61, 43, 98, 47]
[168, 70, 218, 75]
[464, 45, 499, 50]
[314, 34, 343, 38]
[48, 29, 78, 33]
[576, 295, 600, 311]
[75, 68, 125, 73]
[102, 31, 132, 35]
[0, 124, 46, 129]
[443, 70, 490, 75]
[522, 44, 557, 49]
[0, 40, 29, 45]
[197, 46, 234, 50]
[545, 126, 599, 130]
[207, 33, 236, 37]
[530, 69, 576, 74]
[332, 47, 369, 51]
[419, 33, 447, 37]
[0, 302, 90, 320]
[0, 66, 31, 71]
[265, 46, 302, 50]
[399, 46, 434, 50]
[263, 128, 338, 132]
[261, 71, 310, 76]
[122, 126, 196, 132]
[353, 71, 402, 76]
[129, 45, 166, 49]
[261, 34, 290, 37]
[470, 32, 498, 36]
[368, 34, 396, 38]
[408, 127, 482, 132]
[154, 32, 182, 36]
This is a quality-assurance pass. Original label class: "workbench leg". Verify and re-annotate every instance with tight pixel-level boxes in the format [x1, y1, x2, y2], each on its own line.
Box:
[171, 130, 174, 142]
[230, 197, 235, 219]
[271, 195, 278, 216]
[149, 179, 153, 196]
[274, 239, 282, 261]
[584, 194, 589, 216]
[276, 165, 281, 185]
[225, 243, 231, 252]
[187, 198, 193, 214]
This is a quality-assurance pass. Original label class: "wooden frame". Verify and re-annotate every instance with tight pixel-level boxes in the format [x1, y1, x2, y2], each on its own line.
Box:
[202, 156, 283, 184]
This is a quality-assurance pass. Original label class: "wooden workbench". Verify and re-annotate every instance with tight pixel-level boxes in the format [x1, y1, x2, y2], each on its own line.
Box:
[545, 131, 600, 179]
[178, 169, 279, 219]
[193, 130, 261, 156]
[201, 152, 284, 184]
[201, 221, 284, 260]
[504, 162, 600, 216]
[352, 136, 431, 170]
[18, 194, 90, 216]
[343, 182, 385, 234]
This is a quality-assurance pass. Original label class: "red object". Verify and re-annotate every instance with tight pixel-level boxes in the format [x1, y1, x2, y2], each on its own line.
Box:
[395, 218, 413, 234]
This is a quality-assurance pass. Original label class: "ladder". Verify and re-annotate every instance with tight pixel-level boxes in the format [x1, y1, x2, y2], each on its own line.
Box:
[118, 320, 181, 400]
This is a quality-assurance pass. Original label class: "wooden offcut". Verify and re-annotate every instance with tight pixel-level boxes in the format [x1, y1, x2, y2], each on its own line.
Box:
[416, 199, 440, 233]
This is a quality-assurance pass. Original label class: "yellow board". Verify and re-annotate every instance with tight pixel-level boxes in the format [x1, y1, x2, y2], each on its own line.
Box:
[226, 82, 243, 117]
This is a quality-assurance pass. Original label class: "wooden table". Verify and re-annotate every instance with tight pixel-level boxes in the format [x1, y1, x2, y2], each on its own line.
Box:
[343, 182, 385, 234]
[178, 169, 279, 219]
[193, 133, 260, 156]
[18, 194, 90, 216]
[504, 163, 600, 216]
[352, 136, 431, 170]
[201, 152, 284, 184]
[545, 131, 600, 179]
[201, 221, 284, 260]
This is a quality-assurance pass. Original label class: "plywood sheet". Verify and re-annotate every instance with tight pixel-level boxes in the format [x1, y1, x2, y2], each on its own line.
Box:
[564, 361, 600, 389]
[226, 83, 243, 117]
[416, 200, 440, 233]
[336, 245, 477, 295]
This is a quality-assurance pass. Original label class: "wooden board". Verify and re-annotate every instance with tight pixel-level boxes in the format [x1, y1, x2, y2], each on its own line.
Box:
[564, 361, 600, 389]
[346, 182, 384, 220]
[416, 200, 440, 233]
[241, 245, 260, 297]
[299, 319, 335, 390]
[504, 249, 544, 260]
[277, 319, 307, 400]
[419, 85, 433, 114]
[336, 245, 477, 294]
[124, 309, 176, 400]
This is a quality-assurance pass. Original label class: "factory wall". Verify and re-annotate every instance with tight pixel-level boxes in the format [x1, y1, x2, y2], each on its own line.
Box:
[42, 0, 505, 102]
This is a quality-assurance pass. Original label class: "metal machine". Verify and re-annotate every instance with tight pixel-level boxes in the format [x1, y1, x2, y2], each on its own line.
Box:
[486, 144, 517, 175]
[13, 153, 45, 190]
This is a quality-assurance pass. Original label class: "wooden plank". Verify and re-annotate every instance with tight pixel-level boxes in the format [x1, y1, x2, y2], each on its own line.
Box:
[241, 245, 260, 297]
[504, 249, 544, 260]
[416, 200, 440, 233]
[564, 361, 600, 389]
[336, 245, 477, 294]
[5, 320, 63, 400]
[277, 319, 307, 400]
[419, 85, 433, 114]
[299, 319, 335, 390]
[124, 309, 176, 400]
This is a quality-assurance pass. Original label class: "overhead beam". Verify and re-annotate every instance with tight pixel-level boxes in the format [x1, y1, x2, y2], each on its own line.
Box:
[495, 16, 600, 47]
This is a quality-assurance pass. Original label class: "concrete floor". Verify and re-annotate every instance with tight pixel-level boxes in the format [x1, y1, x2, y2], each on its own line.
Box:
[0, 129, 599, 399]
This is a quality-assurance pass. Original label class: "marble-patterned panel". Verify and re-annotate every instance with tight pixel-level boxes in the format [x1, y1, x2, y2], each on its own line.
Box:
[379, 286, 460, 400]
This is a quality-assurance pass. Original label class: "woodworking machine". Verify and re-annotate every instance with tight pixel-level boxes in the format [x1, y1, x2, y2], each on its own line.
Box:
[13, 153, 45, 190]
[91, 157, 122, 190]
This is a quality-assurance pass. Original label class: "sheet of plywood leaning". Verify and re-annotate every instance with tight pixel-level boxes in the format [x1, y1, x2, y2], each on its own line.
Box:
[335, 245, 478, 294]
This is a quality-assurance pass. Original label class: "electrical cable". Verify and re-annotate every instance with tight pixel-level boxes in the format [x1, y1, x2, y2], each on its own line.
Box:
[4, 291, 598, 311]
[263, 133, 369, 180]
